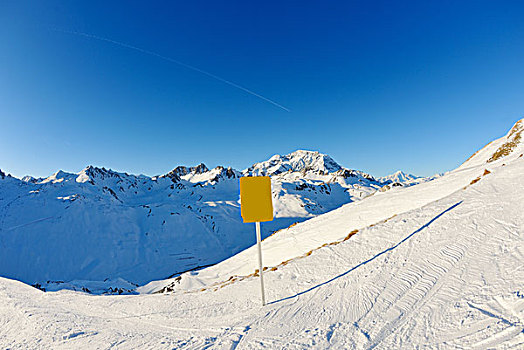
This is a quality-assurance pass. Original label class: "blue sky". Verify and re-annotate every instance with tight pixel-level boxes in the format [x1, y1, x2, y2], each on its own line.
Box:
[1, 1, 524, 178]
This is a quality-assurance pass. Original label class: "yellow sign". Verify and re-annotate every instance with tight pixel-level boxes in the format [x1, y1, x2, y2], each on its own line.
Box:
[239, 176, 274, 223]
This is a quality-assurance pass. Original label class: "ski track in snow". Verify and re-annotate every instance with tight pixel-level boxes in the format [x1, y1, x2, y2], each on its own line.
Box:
[0, 156, 523, 348]
[1, 121, 523, 348]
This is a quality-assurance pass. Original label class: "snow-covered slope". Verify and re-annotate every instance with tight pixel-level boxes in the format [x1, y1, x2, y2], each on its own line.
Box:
[0, 120, 522, 349]
[459, 118, 524, 169]
[0, 150, 392, 290]
[144, 120, 523, 294]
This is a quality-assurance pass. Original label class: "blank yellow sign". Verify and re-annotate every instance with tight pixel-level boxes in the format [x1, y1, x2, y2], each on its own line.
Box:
[240, 176, 274, 223]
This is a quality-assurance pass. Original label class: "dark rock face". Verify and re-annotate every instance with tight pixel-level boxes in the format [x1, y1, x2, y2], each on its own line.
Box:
[336, 169, 357, 179]
[21, 176, 38, 183]
[84, 166, 122, 182]
[362, 173, 377, 182]
[296, 183, 309, 190]
[192, 163, 209, 174]
[172, 166, 190, 176]
[163, 169, 182, 183]
[207, 166, 240, 183]
[164, 163, 209, 180]
[225, 167, 237, 179]
[0, 169, 5, 179]
[330, 169, 376, 183]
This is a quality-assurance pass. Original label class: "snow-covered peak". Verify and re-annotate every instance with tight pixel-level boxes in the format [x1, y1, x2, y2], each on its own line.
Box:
[40, 170, 78, 184]
[191, 163, 209, 174]
[36, 166, 140, 188]
[76, 165, 129, 184]
[163, 163, 209, 179]
[210, 166, 241, 181]
[161, 168, 182, 182]
[330, 168, 377, 183]
[378, 171, 420, 184]
[182, 165, 241, 184]
[245, 150, 342, 176]
[21, 175, 38, 183]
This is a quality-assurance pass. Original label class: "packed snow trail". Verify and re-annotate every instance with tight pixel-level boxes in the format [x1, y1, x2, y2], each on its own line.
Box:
[0, 154, 522, 348]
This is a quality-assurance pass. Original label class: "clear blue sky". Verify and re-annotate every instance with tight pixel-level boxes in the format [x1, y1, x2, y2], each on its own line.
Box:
[1, 1, 524, 178]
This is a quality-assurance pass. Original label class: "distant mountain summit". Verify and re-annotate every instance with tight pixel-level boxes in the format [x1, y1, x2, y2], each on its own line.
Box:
[167, 163, 210, 178]
[21, 175, 38, 183]
[378, 171, 421, 185]
[245, 150, 342, 176]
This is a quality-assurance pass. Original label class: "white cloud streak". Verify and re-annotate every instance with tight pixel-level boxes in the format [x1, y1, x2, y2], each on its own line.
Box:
[56, 29, 290, 112]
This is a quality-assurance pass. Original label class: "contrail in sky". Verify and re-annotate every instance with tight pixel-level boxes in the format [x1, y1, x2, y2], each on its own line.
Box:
[55, 29, 290, 112]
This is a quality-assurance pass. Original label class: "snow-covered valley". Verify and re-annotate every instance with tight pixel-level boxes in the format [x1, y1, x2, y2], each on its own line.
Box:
[0, 119, 523, 349]
[0, 150, 417, 290]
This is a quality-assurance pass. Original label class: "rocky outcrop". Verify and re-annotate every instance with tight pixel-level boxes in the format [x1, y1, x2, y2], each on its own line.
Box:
[488, 119, 523, 162]
[164, 163, 209, 181]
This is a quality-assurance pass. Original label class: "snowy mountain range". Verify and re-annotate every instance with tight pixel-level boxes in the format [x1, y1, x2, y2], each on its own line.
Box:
[0, 150, 423, 290]
[0, 119, 522, 348]
[145, 119, 524, 292]
[0, 120, 524, 349]
[3, 115, 521, 294]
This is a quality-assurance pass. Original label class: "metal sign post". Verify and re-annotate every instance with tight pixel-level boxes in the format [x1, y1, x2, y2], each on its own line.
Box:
[255, 221, 266, 306]
[239, 176, 273, 306]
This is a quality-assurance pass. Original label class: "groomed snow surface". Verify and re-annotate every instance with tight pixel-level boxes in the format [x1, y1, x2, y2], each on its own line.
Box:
[1, 120, 523, 349]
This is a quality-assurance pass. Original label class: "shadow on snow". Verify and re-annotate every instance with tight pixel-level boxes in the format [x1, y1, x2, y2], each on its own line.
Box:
[269, 201, 463, 305]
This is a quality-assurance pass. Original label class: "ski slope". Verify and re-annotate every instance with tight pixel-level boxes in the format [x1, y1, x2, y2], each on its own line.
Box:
[0, 120, 522, 348]
[142, 126, 518, 294]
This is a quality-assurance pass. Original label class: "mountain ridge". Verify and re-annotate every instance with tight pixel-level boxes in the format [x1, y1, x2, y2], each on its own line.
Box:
[0, 149, 400, 289]
[6, 149, 359, 184]
[0, 119, 522, 294]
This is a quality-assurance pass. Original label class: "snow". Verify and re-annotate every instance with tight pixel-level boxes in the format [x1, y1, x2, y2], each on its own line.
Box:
[245, 150, 343, 176]
[377, 170, 420, 184]
[142, 151, 503, 294]
[458, 118, 523, 169]
[0, 121, 522, 348]
[0, 139, 522, 348]
[0, 150, 393, 290]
